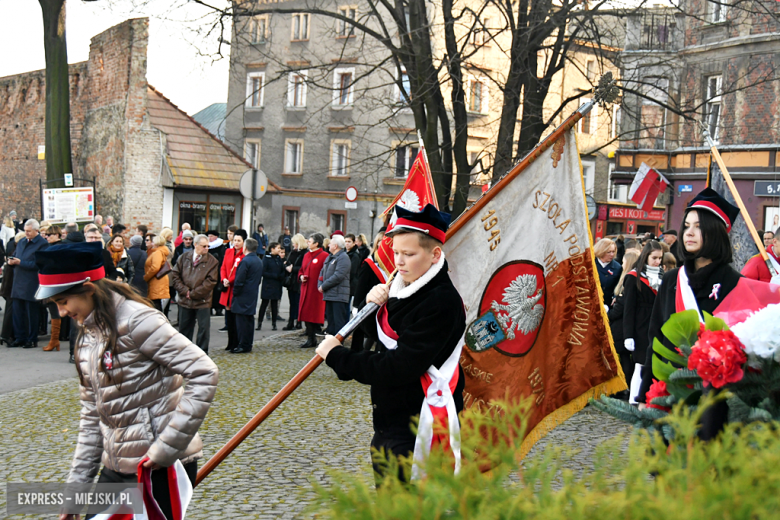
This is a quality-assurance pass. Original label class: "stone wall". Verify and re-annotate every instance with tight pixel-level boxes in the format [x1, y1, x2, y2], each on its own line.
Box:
[0, 18, 165, 229]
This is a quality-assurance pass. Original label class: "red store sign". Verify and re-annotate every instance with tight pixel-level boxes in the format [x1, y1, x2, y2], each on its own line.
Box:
[608, 207, 665, 221]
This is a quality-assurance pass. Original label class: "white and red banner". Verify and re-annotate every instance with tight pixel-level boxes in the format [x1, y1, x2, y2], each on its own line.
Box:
[629, 162, 669, 212]
[375, 144, 438, 275]
[444, 126, 625, 455]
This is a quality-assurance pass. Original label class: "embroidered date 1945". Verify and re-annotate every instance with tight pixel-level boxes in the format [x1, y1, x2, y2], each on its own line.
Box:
[481, 209, 501, 251]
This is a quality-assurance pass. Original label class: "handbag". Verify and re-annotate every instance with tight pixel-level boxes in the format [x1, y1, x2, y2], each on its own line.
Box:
[155, 260, 172, 279]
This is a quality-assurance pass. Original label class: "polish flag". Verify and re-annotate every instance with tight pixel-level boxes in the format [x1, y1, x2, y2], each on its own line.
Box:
[629, 162, 669, 212]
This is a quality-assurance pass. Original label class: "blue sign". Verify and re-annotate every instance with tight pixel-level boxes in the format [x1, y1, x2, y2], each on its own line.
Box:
[755, 181, 780, 197]
[678, 184, 693, 193]
[465, 311, 506, 352]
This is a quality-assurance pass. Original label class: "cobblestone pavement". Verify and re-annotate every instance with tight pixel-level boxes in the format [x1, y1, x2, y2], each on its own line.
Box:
[0, 329, 632, 519]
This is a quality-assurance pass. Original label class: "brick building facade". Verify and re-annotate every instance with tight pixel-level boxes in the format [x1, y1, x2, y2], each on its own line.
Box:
[0, 18, 255, 235]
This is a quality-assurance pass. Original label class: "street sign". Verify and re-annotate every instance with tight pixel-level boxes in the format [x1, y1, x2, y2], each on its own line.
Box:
[64, 173, 73, 187]
[586, 195, 597, 221]
[678, 184, 693, 193]
[239, 169, 268, 200]
[754, 181, 780, 197]
[345, 202, 357, 209]
[345, 186, 358, 202]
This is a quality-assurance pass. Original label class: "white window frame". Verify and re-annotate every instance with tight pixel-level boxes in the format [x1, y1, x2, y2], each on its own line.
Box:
[610, 105, 621, 140]
[330, 139, 351, 177]
[581, 158, 596, 196]
[396, 68, 410, 104]
[287, 70, 308, 108]
[393, 142, 419, 178]
[704, 74, 722, 143]
[710, 0, 727, 23]
[607, 164, 628, 203]
[245, 71, 265, 108]
[585, 59, 597, 82]
[333, 68, 355, 106]
[250, 15, 269, 44]
[284, 139, 304, 174]
[244, 140, 261, 168]
[337, 6, 357, 37]
[465, 75, 489, 114]
[470, 17, 490, 46]
[291, 13, 310, 41]
[578, 98, 598, 135]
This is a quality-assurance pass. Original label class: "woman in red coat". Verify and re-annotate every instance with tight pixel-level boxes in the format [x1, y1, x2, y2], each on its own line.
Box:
[219, 230, 246, 352]
[298, 233, 328, 348]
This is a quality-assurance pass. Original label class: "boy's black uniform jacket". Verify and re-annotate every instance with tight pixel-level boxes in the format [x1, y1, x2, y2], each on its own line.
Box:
[326, 260, 466, 433]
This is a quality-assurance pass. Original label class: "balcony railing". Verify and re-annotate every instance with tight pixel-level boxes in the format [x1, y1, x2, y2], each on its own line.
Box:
[638, 12, 677, 51]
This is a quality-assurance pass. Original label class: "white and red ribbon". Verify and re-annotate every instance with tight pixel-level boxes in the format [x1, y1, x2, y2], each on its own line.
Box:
[675, 266, 705, 324]
[90, 458, 192, 520]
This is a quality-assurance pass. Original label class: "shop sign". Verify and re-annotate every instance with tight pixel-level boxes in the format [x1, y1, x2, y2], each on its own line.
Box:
[210, 204, 236, 212]
[597, 205, 608, 221]
[608, 206, 665, 221]
[180, 202, 206, 211]
[754, 181, 780, 197]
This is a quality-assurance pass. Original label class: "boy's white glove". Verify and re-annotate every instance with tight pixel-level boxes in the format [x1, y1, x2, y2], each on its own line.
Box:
[624, 338, 635, 352]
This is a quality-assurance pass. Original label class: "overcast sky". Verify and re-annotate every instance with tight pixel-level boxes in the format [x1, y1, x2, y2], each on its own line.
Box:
[0, 0, 230, 115]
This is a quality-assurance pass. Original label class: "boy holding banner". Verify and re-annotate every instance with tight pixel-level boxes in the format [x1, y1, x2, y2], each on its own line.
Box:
[316, 204, 466, 484]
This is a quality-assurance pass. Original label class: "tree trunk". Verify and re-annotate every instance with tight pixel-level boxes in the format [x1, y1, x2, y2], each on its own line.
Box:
[39, 0, 72, 189]
[492, 25, 525, 183]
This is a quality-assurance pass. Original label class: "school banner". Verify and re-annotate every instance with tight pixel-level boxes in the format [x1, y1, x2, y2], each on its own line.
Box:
[444, 126, 625, 455]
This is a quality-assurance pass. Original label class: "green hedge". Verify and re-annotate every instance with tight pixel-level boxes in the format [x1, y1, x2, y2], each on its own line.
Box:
[309, 397, 780, 519]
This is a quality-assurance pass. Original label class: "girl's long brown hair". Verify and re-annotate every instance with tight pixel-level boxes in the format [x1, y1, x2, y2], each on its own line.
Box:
[53, 278, 153, 385]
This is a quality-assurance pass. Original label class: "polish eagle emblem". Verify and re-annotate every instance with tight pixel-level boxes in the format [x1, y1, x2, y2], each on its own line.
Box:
[390, 189, 421, 226]
[490, 274, 545, 340]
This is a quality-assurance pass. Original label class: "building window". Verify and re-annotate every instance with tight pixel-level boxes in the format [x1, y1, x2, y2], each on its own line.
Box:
[333, 68, 355, 106]
[250, 15, 268, 43]
[283, 206, 300, 234]
[397, 69, 410, 104]
[395, 144, 418, 178]
[330, 140, 351, 177]
[178, 199, 237, 235]
[287, 71, 308, 107]
[710, 0, 726, 23]
[338, 6, 356, 37]
[465, 75, 489, 114]
[285, 139, 304, 174]
[610, 105, 622, 139]
[578, 98, 598, 135]
[291, 13, 310, 41]
[585, 59, 597, 82]
[704, 75, 722, 142]
[608, 165, 628, 202]
[328, 210, 347, 233]
[470, 17, 490, 46]
[245, 72, 265, 108]
[581, 159, 595, 195]
[244, 140, 261, 168]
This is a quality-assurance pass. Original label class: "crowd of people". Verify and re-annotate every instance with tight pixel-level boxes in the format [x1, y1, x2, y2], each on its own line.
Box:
[0, 212, 384, 361]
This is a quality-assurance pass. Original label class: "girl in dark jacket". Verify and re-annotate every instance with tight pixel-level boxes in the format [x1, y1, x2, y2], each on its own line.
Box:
[607, 249, 640, 400]
[623, 240, 663, 402]
[257, 242, 285, 331]
[638, 188, 742, 439]
[594, 238, 622, 307]
[283, 234, 306, 330]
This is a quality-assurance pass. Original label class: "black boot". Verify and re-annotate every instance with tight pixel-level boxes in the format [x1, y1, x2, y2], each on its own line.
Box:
[282, 318, 295, 331]
[295, 321, 302, 330]
[256, 318, 262, 331]
[300, 323, 316, 348]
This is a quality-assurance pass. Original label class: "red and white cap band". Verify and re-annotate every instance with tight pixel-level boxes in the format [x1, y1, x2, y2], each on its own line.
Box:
[691, 200, 732, 232]
[39, 266, 106, 287]
[393, 218, 446, 243]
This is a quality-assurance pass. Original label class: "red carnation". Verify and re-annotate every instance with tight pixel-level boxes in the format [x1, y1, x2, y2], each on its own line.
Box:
[687, 329, 747, 388]
[646, 379, 671, 411]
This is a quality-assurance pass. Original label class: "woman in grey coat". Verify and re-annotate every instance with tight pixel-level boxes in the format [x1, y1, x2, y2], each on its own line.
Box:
[38, 243, 218, 520]
[318, 235, 352, 335]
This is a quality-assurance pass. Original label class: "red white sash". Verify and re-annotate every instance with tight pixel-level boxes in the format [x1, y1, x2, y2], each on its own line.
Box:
[375, 304, 463, 479]
[627, 270, 657, 295]
[91, 458, 192, 520]
[675, 267, 705, 324]
[364, 257, 388, 283]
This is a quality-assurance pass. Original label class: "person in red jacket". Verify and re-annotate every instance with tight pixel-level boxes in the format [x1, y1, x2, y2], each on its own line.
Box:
[298, 233, 328, 348]
[741, 225, 780, 283]
[219, 229, 247, 352]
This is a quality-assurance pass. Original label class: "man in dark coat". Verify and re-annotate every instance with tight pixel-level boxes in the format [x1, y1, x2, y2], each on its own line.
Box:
[61, 223, 85, 244]
[8, 219, 49, 348]
[279, 227, 293, 256]
[231, 238, 263, 353]
[257, 242, 285, 331]
[127, 235, 148, 297]
[171, 234, 219, 354]
[252, 224, 269, 256]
